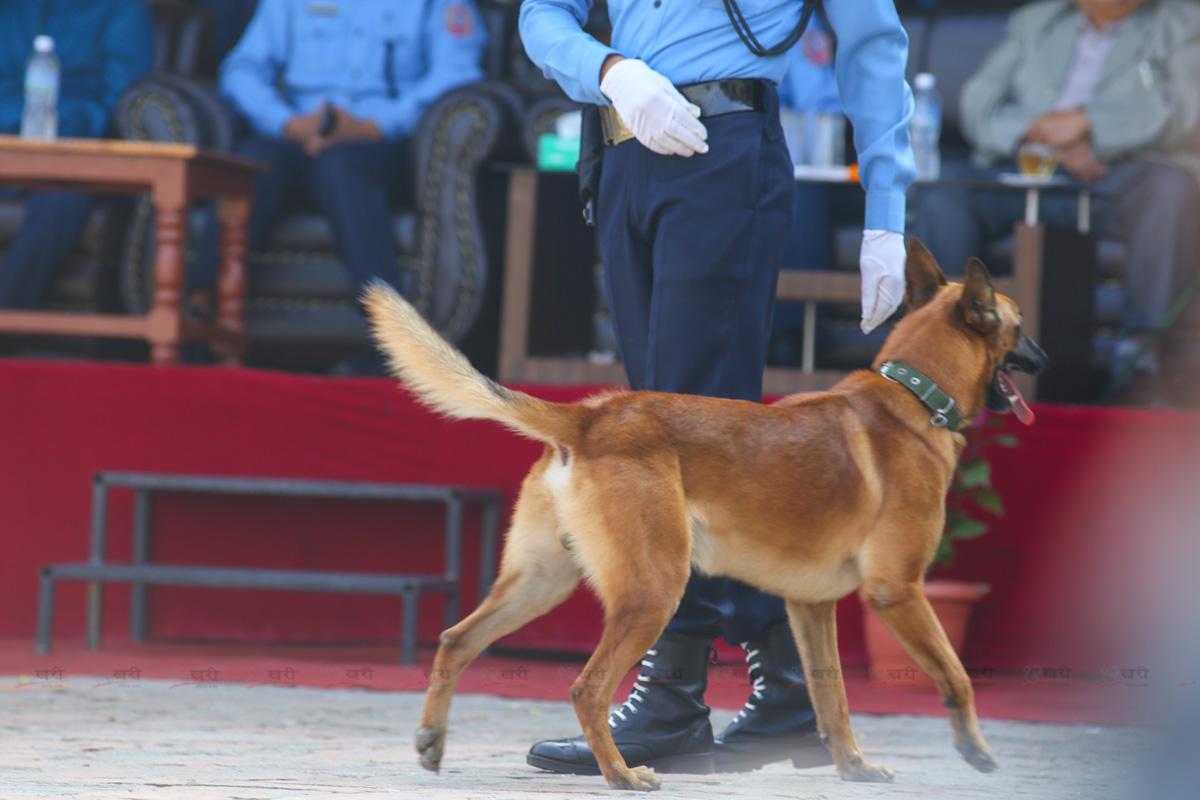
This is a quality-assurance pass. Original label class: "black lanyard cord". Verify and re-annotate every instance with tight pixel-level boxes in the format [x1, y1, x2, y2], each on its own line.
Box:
[723, 0, 817, 58]
[384, 40, 398, 98]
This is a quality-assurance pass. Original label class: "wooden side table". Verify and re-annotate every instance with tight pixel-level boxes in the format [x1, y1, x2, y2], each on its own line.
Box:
[0, 136, 263, 365]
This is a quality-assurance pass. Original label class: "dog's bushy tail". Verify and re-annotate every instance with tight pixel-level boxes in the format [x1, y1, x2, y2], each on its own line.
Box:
[363, 281, 584, 447]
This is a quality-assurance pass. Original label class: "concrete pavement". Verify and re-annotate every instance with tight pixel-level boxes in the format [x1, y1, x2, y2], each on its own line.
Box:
[0, 676, 1149, 799]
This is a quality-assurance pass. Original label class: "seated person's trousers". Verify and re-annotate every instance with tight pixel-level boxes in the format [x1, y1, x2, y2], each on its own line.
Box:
[0, 191, 91, 310]
[916, 159, 1200, 341]
[193, 136, 411, 302]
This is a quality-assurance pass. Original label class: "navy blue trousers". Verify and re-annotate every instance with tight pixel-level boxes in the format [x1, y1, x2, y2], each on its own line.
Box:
[0, 190, 91, 309]
[596, 84, 794, 646]
[193, 136, 410, 299]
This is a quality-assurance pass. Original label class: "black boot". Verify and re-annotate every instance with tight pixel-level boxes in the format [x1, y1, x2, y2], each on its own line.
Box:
[526, 631, 715, 775]
[714, 623, 833, 772]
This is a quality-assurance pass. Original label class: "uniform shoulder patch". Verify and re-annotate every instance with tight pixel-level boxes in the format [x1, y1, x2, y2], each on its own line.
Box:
[802, 30, 834, 67]
[445, 2, 475, 37]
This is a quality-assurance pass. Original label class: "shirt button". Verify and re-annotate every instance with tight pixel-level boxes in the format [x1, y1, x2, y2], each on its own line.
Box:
[654, 0, 661, 6]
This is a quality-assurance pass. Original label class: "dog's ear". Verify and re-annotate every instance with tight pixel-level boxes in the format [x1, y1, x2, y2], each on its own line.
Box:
[960, 258, 1000, 332]
[905, 237, 947, 309]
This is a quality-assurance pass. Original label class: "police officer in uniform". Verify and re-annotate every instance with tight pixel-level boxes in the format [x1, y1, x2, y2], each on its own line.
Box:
[519, 0, 915, 776]
[193, 0, 488, 370]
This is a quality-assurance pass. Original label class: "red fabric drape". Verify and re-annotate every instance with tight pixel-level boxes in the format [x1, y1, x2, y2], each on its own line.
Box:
[2, 358, 1195, 671]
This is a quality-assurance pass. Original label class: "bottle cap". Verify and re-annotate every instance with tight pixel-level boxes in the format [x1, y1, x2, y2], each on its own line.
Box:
[914, 72, 936, 91]
[33, 35, 55, 53]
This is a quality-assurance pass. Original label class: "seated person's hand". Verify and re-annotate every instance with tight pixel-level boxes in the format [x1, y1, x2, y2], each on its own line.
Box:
[1057, 140, 1109, 183]
[284, 106, 327, 146]
[1023, 110, 1091, 149]
[304, 108, 383, 157]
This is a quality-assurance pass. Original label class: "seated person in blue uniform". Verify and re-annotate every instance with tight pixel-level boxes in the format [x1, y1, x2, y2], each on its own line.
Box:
[779, 17, 846, 273]
[770, 17, 867, 366]
[192, 0, 488, 371]
[0, 0, 152, 310]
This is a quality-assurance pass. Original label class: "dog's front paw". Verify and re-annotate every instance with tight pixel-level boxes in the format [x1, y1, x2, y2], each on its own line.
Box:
[416, 727, 444, 772]
[838, 755, 894, 783]
[607, 764, 662, 792]
[957, 740, 998, 773]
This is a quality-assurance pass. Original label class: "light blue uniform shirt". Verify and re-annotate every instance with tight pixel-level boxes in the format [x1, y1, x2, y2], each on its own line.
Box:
[222, 0, 488, 140]
[519, 0, 915, 232]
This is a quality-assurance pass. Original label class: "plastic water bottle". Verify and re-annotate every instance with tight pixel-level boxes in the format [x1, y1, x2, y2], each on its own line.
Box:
[910, 72, 941, 182]
[21, 36, 60, 141]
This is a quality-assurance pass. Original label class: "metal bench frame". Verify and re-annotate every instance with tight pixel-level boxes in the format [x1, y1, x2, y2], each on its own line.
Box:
[36, 472, 502, 664]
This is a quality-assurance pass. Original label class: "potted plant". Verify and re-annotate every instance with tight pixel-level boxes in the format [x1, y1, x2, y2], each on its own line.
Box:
[863, 418, 1017, 689]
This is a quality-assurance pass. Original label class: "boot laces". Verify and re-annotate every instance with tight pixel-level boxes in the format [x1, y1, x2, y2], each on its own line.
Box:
[608, 649, 657, 727]
[731, 644, 765, 724]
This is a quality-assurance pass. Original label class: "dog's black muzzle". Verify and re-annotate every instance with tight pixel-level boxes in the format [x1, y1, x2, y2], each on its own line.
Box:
[986, 334, 1048, 414]
[1005, 334, 1049, 375]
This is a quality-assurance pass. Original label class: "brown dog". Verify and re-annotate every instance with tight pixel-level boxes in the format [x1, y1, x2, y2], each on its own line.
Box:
[363, 239, 1046, 791]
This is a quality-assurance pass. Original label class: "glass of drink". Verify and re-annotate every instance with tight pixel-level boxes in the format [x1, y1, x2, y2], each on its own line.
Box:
[1017, 143, 1058, 177]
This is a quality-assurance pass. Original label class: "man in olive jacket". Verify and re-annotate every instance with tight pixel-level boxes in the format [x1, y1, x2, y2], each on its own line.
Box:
[917, 0, 1200, 400]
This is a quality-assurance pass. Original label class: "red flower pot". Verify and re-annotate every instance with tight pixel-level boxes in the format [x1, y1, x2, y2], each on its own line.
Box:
[862, 580, 988, 690]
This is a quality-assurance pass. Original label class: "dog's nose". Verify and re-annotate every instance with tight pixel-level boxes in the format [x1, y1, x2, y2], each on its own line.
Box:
[1011, 334, 1049, 373]
[1002, 335, 1048, 374]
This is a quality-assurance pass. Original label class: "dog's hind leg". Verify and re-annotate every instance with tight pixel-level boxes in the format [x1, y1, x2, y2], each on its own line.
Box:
[564, 468, 692, 792]
[417, 473, 581, 772]
[862, 579, 998, 773]
[785, 600, 895, 783]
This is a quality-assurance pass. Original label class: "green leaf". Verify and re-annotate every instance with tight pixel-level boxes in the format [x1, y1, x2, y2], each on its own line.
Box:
[957, 460, 991, 489]
[934, 538, 955, 568]
[948, 518, 989, 540]
[973, 489, 1004, 516]
[944, 508, 968, 526]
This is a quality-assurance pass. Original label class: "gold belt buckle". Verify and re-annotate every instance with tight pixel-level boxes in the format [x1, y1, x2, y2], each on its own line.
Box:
[599, 105, 635, 146]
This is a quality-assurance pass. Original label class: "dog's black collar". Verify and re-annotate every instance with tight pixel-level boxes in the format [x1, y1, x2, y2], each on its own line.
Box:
[879, 361, 964, 432]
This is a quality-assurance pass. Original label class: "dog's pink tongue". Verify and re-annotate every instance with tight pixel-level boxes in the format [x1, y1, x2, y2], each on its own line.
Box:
[998, 372, 1035, 425]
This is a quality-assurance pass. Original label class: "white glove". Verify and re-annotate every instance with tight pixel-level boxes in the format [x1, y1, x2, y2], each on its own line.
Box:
[600, 58, 709, 157]
[859, 230, 906, 333]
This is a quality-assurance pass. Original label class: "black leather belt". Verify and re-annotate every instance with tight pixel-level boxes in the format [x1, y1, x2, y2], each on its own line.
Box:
[599, 78, 767, 146]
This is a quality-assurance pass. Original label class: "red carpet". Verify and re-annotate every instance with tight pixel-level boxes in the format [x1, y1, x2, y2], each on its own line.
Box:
[0, 636, 1145, 726]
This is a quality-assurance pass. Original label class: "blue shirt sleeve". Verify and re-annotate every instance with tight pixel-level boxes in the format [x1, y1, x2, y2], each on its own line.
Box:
[359, 0, 488, 139]
[219, 0, 298, 138]
[518, 0, 616, 105]
[823, 0, 916, 233]
[58, 0, 153, 138]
